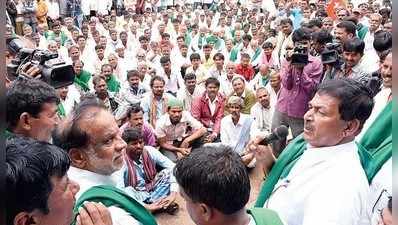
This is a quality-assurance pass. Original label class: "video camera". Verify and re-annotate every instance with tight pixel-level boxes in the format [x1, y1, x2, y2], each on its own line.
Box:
[291, 45, 309, 66]
[6, 37, 75, 89]
[321, 42, 342, 65]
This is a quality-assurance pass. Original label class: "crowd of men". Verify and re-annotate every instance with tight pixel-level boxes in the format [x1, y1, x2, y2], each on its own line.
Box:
[5, 0, 392, 225]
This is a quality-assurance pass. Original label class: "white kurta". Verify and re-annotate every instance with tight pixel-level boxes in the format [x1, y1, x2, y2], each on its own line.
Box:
[264, 141, 369, 225]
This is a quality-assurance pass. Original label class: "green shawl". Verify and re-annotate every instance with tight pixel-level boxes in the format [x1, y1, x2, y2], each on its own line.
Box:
[255, 101, 392, 207]
[358, 101, 392, 183]
[251, 47, 262, 63]
[74, 70, 92, 92]
[106, 74, 121, 93]
[247, 208, 284, 225]
[72, 185, 157, 225]
[230, 46, 241, 62]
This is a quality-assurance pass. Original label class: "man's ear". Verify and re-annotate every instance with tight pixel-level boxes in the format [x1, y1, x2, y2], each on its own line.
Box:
[343, 119, 361, 137]
[69, 148, 87, 168]
[13, 211, 39, 225]
[199, 203, 213, 222]
[19, 112, 33, 131]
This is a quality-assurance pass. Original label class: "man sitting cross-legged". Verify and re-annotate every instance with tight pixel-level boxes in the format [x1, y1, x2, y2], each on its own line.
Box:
[53, 99, 158, 225]
[122, 128, 179, 214]
[155, 97, 207, 162]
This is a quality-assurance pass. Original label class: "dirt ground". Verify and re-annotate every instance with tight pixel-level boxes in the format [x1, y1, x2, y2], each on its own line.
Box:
[155, 164, 265, 225]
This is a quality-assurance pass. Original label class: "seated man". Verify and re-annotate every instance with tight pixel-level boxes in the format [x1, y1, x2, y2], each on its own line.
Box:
[220, 96, 255, 167]
[174, 145, 285, 225]
[122, 128, 179, 214]
[53, 100, 158, 225]
[235, 53, 255, 82]
[118, 70, 148, 105]
[120, 104, 157, 147]
[250, 87, 273, 140]
[155, 97, 207, 162]
[228, 75, 256, 114]
[176, 73, 204, 111]
[253, 78, 374, 225]
[191, 77, 226, 143]
[6, 136, 111, 225]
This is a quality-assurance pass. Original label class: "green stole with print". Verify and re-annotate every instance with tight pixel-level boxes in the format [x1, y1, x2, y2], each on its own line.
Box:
[106, 74, 121, 93]
[72, 185, 157, 225]
[255, 101, 392, 207]
[74, 70, 92, 92]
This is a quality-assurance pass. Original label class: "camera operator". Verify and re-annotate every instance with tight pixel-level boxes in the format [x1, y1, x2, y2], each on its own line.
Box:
[340, 37, 373, 84]
[311, 29, 333, 57]
[271, 27, 323, 156]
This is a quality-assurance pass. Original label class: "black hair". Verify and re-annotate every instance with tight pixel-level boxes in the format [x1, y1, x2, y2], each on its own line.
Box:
[336, 21, 357, 36]
[160, 55, 171, 64]
[138, 35, 149, 42]
[6, 137, 70, 225]
[122, 128, 143, 143]
[95, 45, 105, 51]
[150, 76, 165, 87]
[373, 31, 392, 52]
[213, 52, 225, 61]
[262, 42, 273, 49]
[292, 27, 312, 43]
[241, 53, 251, 59]
[127, 104, 143, 118]
[313, 29, 333, 45]
[190, 53, 201, 61]
[242, 34, 252, 41]
[6, 78, 59, 130]
[308, 18, 323, 29]
[316, 78, 373, 126]
[161, 33, 171, 38]
[280, 18, 293, 26]
[205, 77, 220, 87]
[315, 9, 328, 18]
[203, 44, 212, 49]
[127, 70, 140, 80]
[92, 75, 106, 86]
[343, 37, 365, 55]
[184, 73, 197, 81]
[52, 99, 107, 152]
[174, 145, 250, 215]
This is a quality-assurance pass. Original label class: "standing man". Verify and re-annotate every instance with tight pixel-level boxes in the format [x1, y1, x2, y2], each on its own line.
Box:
[254, 79, 374, 225]
[272, 27, 323, 156]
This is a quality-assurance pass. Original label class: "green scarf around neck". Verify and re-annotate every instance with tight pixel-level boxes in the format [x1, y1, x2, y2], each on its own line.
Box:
[106, 74, 121, 93]
[72, 185, 157, 225]
[74, 70, 92, 92]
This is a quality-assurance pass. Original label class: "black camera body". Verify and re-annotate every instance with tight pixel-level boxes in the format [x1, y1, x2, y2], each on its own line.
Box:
[291, 45, 309, 66]
[321, 42, 342, 65]
[7, 38, 75, 89]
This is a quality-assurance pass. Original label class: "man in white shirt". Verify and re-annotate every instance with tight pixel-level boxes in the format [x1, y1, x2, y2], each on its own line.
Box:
[158, 55, 185, 96]
[253, 78, 374, 225]
[220, 61, 238, 96]
[220, 96, 255, 167]
[250, 87, 273, 140]
[53, 101, 157, 225]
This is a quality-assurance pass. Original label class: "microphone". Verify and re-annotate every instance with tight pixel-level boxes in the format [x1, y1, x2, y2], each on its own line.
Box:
[259, 125, 289, 145]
